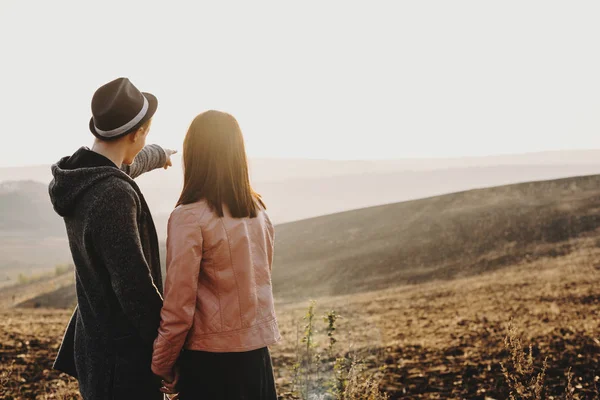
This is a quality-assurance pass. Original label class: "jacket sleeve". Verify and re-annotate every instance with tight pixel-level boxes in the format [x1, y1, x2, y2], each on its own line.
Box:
[152, 207, 203, 377]
[90, 186, 164, 346]
[121, 144, 167, 179]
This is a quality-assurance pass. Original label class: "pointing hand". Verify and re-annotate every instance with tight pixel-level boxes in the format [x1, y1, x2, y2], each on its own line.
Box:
[164, 149, 178, 169]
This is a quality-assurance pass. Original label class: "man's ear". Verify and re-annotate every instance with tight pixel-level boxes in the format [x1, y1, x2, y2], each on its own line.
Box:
[131, 127, 144, 143]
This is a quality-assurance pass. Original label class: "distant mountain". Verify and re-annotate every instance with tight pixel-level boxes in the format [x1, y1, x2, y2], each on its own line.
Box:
[0, 181, 63, 235]
[17, 173, 600, 306]
[4, 148, 600, 183]
[0, 165, 53, 185]
[3, 151, 600, 225]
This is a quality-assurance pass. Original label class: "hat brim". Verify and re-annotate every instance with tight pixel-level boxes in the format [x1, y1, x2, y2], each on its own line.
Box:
[89, 92, 158, 141]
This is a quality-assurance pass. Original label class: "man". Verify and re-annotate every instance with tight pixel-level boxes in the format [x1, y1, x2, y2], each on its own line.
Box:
[49, 77, 175, 399]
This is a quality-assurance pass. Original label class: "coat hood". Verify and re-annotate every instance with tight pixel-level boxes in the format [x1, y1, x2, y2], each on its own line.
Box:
[49, 148, 133, 217]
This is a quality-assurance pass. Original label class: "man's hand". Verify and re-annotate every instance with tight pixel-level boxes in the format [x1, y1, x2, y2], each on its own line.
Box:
[164, 149, 178, 169]
[158, 365, 180, 398]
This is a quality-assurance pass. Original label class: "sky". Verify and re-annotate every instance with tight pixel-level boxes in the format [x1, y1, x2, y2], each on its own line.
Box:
[0, 1, 599, 167]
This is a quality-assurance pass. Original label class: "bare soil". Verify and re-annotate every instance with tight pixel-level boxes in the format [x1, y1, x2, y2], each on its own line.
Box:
[2, 241, 600, 399]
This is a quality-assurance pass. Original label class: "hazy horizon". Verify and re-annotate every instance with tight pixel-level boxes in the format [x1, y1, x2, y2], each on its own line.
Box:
[4, 147, 600, 171]
[2, 1, 600, 167]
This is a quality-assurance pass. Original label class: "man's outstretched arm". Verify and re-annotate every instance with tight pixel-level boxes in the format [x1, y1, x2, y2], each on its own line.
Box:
[121, 144, 176, 179]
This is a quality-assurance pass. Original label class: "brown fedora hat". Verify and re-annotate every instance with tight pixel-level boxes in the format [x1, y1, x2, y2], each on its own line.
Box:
[89, 77, 158, 140]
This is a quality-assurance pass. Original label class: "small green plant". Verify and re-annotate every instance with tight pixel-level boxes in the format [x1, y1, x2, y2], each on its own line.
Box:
[315, 352, 322, 388]
[329, 357, 348, 398]
[290, 300, 389, 400]
[301, 300, 317, 398]
[291, 317, 302, 397]
[323, 310, 341, 357]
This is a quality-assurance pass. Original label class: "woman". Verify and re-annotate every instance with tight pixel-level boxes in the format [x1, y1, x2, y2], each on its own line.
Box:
[151, 110, 280, 399]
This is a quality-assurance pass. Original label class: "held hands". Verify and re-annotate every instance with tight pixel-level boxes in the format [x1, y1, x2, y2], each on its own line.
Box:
[164, 149, 178, 169]
[159, 365, 180, 399]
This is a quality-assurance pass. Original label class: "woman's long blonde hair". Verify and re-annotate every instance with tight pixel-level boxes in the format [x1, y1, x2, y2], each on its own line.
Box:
[176, 110, 265, 218]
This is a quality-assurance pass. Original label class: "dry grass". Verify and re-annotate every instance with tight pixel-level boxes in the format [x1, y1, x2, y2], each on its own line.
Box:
[1, 238, 600, 399]
[273, 238, 600, 399]
[501, 322, 548, 400]
[342, 360, 388, 400]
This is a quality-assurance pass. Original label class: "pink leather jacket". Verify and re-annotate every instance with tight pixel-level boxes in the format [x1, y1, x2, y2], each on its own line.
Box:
[151, 200, 280, 377]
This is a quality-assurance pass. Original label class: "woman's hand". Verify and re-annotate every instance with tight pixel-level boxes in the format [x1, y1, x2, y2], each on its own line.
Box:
[157, 365, 180, 398]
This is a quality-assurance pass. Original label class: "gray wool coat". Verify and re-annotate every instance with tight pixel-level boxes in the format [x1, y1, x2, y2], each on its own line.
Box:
[49, 145, 167, 400]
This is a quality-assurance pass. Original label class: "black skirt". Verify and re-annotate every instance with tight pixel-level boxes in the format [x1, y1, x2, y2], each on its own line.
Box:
[177, 347, 278, 400]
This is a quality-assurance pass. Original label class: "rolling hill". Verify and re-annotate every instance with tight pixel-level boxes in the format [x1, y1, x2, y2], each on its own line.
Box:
[269, 174, 600, 300]
[15, 173, 600, 306]
[0, 181, 69, 286]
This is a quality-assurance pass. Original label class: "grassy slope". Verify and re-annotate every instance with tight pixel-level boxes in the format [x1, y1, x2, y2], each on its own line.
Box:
[271, 174, 600, 300]
[3, 238, 599, 399]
